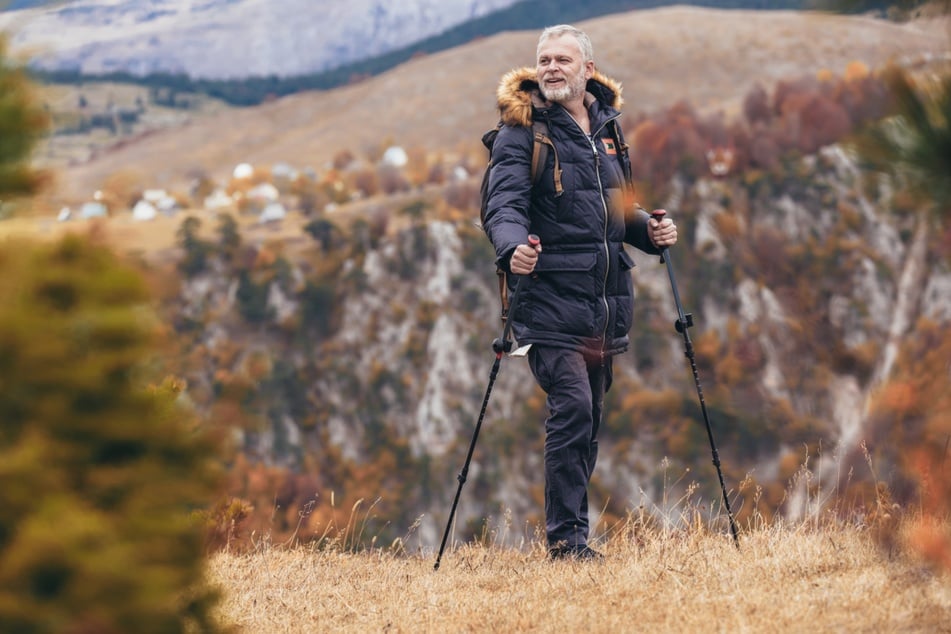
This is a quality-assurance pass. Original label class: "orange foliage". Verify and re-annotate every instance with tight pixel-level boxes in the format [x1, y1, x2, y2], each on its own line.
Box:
[876, 381, 921, 418]
[693, 330, 721, 367]
[627, 66, 893, 191]
[908, 450, 951, 571]
[866, 320, 951, 571]
[253, 245, 277, 269]
[216, 455, 326, 550]
[713, 211, 743, 240]
[844, 60, 870, 82]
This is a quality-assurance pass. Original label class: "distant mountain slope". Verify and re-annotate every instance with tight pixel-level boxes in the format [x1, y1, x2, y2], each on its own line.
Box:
[0, 1, 63, 9]
[42, 6, 949, 206]
[0, 0, 522, 79]
[4, 1, 871, 89]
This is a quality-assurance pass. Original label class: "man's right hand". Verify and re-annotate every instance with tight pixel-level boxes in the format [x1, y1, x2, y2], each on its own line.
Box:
[509, 241, 541, 275]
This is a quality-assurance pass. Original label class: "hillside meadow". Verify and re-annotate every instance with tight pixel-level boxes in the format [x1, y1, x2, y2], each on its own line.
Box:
[207, 513, 951, 633]
[33, 7, 950, 209]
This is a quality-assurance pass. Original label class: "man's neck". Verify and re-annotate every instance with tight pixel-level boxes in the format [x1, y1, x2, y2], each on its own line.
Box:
[562, 97, 590, 134]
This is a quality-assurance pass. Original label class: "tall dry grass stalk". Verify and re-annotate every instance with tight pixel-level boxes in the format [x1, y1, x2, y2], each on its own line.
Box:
[208, 508, 951, 633]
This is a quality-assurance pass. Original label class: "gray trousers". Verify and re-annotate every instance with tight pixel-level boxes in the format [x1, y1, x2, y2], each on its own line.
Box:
[528, 345, 613, 548]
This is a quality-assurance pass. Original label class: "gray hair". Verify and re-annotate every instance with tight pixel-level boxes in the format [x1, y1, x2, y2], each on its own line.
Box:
[537, 25, 594, 64]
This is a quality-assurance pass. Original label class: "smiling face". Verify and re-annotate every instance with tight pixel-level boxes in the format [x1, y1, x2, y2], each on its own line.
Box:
[535, 32, 594, 106]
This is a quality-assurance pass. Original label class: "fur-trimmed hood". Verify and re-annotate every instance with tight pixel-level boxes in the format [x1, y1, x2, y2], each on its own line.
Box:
[496, 66, 624, 127]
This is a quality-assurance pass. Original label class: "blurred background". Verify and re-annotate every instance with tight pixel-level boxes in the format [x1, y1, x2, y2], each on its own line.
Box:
[1, 0, 949, 558]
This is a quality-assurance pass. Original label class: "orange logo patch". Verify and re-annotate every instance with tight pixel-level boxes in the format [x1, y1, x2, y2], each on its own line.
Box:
[602, 138, 617, 155]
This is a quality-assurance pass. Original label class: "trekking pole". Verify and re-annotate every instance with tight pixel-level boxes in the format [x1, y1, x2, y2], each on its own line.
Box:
[650, 210, 740, 549]
[434, 234, 540, 571]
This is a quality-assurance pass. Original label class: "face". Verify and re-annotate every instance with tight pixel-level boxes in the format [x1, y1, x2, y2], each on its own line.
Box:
[536, 33, 593, 105]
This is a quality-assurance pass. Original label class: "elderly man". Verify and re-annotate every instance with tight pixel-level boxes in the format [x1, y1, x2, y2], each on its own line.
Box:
[482, 24, 678, 559]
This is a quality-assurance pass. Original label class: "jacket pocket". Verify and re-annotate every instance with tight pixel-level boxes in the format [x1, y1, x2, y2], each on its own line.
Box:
[614, 249, 635, 337]
[525, 251, 598, 336]
[618, 249, 635, 272]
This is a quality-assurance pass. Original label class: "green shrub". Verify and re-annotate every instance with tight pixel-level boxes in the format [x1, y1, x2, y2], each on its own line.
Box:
[0, 236, 224, 633]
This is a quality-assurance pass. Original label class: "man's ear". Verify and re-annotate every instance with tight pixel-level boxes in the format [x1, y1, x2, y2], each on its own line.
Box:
[584, 60, 595, 79]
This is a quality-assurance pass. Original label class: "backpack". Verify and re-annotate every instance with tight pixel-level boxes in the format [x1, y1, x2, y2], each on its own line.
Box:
[479, 119, 562, 324]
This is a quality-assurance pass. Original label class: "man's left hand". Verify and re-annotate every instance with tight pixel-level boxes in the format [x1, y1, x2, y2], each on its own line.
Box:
[649, 211, 678, 248]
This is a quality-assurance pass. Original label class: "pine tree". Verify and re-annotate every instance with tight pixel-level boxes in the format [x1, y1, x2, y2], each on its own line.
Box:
[853, 68, 951, 219]
[0, 236, 226, 633]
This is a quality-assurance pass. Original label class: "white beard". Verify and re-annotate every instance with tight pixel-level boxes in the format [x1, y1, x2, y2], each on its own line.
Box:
[541, 73, 587, 104]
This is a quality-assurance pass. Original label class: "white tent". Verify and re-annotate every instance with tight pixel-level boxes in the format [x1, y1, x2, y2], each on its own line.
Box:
[248, 183, 280, 202]
[258, 202, 287, 223]
[132, 200, 158, 221]
[381, 146, 408, 167]
[79, 202, 108, 218]
[155, 195, 180, 215]
[233, 163, 254, 179]
[204, 189, 234, 211]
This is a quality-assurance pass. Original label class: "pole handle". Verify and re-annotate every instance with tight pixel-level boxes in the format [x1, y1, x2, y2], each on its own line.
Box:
[649, 210, 668, 263]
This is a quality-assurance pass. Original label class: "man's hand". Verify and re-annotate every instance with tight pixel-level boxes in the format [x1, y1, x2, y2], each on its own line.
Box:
[509, 240, 541, 275]
[649, 209, 678, 248]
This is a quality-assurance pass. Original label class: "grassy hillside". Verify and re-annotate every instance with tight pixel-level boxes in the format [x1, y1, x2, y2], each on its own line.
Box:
[33, 7, 949, 210]
[32, 80, 231, 172]
[208, 513, 951, 632]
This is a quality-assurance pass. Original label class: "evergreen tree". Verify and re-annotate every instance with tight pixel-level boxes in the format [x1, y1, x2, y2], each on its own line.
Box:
[854, 68, 951, 220]
[0, 236, 226, 633]
[0, 36, 47, 199]
[177, 216, 212, 277]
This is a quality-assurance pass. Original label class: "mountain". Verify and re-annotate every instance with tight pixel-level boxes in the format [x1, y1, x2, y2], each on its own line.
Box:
[39, 6, 950, 207]
[1, 1, 881, 91]
[0, 0, 523, 79]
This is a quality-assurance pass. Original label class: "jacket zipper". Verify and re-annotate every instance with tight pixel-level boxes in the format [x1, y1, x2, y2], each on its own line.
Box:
[567, 111, 620, 361]
[590, 116, 619, 360]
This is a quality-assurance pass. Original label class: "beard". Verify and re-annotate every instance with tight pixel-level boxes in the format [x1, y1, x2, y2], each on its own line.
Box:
[540, 71, 587, 104]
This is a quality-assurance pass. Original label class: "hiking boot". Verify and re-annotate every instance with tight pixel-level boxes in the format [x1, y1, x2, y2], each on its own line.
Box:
[548, 544, 603, 561]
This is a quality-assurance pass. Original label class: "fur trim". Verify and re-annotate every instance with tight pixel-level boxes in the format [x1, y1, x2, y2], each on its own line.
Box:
[496, 66, 624, 127]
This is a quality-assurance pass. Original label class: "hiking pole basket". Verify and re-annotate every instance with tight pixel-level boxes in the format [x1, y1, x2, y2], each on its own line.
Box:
[434, 234, 540, 571]
[650, 210, 740, 549]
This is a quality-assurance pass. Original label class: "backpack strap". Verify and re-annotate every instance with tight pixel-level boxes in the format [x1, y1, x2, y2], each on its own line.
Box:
[530, 119, 562, 196]
[609, 119, 634, 192]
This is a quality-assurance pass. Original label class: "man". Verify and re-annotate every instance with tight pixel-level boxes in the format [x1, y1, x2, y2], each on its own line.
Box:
[482, 24, 678, 559]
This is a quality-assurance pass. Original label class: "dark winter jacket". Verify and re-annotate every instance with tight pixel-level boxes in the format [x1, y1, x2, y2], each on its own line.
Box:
[483, 67, 661, 357]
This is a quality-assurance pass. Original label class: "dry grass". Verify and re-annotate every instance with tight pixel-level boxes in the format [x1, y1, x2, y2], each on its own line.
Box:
[207, 514, 951, 633]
